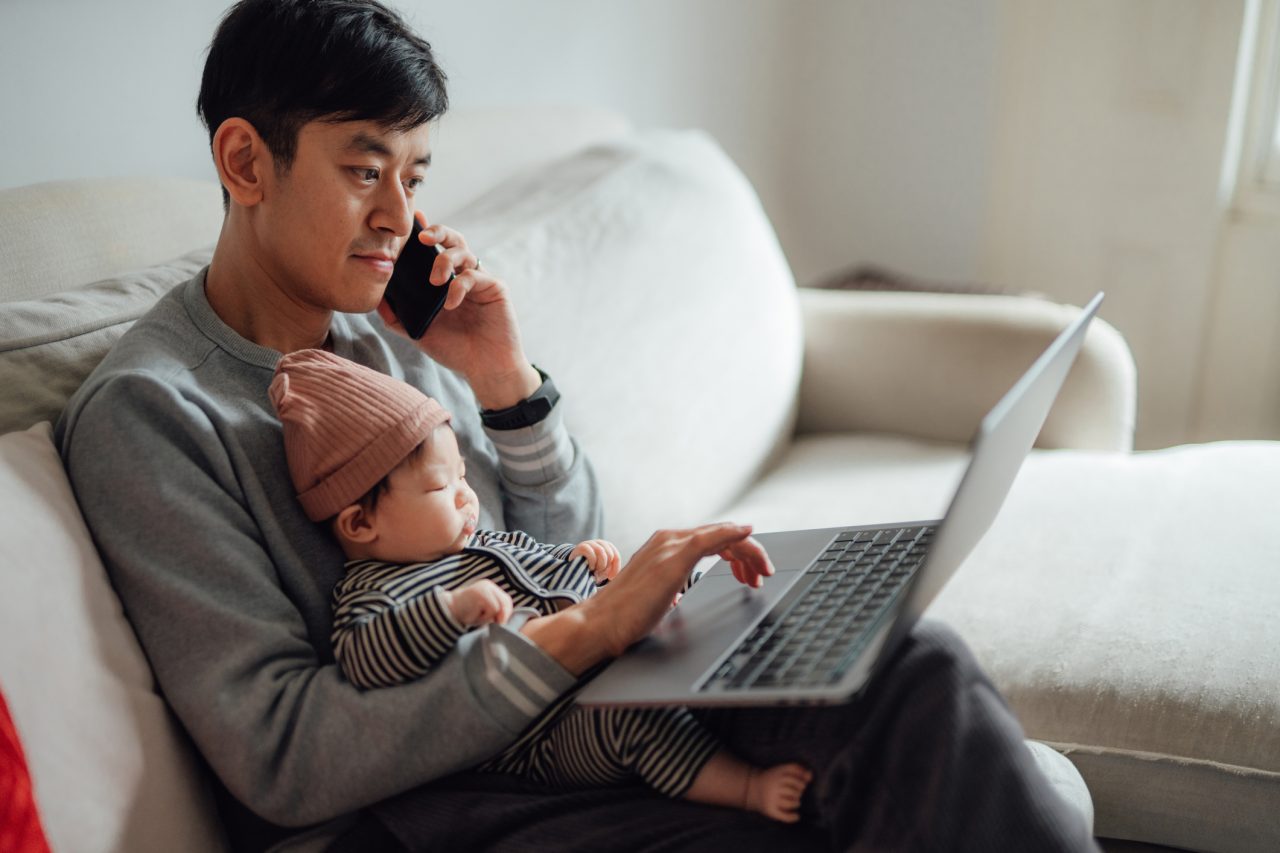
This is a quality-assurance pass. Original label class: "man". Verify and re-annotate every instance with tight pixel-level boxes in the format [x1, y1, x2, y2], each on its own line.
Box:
[56, 1, 1099, 850]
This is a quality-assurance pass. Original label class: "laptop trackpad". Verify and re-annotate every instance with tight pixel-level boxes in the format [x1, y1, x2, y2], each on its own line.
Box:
[576, 572, 794, 706]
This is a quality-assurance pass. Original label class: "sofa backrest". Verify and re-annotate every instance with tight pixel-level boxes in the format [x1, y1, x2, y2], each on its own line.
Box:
[447, 130, 801, 553]
[0, 107, 801, 851]
[0, 109, 801, 554]
[0, 106, 631, 305]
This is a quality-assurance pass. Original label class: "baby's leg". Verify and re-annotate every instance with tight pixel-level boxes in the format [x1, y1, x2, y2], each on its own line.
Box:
[495, 705, 723, 798]
[683, 750, 813, 824]
[497, 704, 811, 822]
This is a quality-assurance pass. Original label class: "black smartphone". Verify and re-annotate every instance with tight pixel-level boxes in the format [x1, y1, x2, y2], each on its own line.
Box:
[384, 219, 450, 339]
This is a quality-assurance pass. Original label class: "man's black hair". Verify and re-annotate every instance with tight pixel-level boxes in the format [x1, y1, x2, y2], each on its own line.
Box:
[197, 0, 449, 209]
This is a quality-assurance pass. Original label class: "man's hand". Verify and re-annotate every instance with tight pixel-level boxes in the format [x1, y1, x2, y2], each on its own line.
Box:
[718, 536, 773, 590]
[571, 539, 622, 583]
[377, 210, 541, 410]
[442, 580, 513, 628]
[585, 523, 773, 659]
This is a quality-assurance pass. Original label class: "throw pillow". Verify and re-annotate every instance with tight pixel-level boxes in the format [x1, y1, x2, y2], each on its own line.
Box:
[0, 686, 50, 853]
[0, 422, 225, 852]
[0, 246, 212, 434]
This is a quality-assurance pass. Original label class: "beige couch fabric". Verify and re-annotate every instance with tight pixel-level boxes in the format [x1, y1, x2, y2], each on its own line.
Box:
[0, 178, 222, 302]
[0, 423, 225, 853]
[798, 289, 1137, 451]
[0, 113, 1177, 850]
[0, 247, 212, 433]
[728, 437, 1280, 852]
[447, 130, 803, 557]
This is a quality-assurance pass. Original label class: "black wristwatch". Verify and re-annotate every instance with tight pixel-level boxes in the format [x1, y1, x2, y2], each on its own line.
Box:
[479, 366, 560, 430]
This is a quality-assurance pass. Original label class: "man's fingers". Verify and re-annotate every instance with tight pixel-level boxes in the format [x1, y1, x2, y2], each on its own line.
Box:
[726, 537, 774, 579]
[686, 523, 753, 556]
[443, 275, 473, 311]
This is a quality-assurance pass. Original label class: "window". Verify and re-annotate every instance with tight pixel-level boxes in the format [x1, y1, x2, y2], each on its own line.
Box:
[1231, 0, 1280, 211]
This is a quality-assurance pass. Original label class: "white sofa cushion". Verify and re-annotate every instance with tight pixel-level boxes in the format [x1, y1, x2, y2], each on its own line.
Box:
[0, 423, 225, 853]
[726, 435, 1280, 852]
[0, 247, 212, 434]
[447, 130, 803, 556]
[0, 179, 221, 303]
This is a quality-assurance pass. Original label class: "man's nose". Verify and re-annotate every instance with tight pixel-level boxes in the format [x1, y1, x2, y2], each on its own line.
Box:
[371, 180, 414, 237]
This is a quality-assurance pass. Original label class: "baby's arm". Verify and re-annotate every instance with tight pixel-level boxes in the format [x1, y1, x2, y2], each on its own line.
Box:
[475, 529, 618, 585]
[332, 580, 508, 690]
[443, 580, 513, 627]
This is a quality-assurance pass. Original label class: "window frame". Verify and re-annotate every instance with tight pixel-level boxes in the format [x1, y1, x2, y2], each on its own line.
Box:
[1234, 0, 1280, 216]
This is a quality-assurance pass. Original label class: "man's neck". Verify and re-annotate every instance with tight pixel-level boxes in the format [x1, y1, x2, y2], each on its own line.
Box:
[205, 225, 333, 355]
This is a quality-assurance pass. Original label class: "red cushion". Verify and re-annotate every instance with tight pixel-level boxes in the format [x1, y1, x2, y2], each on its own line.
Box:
[0, 687, 51, 853]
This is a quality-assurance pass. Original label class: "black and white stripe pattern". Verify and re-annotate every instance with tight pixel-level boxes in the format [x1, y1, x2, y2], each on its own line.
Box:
[484, 699, 721, 799]
[331, 530, 600, 689]
[331, 529, 723, 801]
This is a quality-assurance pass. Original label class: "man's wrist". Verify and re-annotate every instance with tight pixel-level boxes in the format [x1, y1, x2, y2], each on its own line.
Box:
[469, 362, 543, 412]
[479, 365, 560, 430]
[519, 600, 608, 677]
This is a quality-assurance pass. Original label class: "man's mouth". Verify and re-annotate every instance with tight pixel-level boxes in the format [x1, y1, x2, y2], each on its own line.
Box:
[352, 253, 396, 275]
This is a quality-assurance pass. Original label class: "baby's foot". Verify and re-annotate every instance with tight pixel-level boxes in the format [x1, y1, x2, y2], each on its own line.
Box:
[745, 762, 812, 823]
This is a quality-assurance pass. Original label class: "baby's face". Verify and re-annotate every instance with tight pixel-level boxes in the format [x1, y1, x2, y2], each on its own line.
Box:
[362, 425, 479, 564]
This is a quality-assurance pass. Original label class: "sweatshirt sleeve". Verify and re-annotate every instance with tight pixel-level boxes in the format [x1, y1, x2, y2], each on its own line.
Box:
[57, 372, 577, 828]
[483, 402, 603, 544]
[331, 584, 468, 689]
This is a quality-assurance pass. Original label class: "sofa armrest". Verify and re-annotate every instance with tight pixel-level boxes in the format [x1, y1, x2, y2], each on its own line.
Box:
[797, 290, 1137, 451]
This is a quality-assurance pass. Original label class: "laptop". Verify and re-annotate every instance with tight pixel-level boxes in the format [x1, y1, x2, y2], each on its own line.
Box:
[577, 292, 1104, 708]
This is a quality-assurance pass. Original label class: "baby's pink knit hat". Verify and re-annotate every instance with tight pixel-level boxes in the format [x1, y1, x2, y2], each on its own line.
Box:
[269, 349, 451, 521]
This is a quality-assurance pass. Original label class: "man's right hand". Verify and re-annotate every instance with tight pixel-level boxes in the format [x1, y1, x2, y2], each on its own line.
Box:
[522, 523, 773, 673]
[592, 523, 773, 658]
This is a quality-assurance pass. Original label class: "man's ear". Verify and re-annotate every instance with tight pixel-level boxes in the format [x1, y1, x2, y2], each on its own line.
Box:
[211, 117, 271, 208]
[334, 503, 378, 546]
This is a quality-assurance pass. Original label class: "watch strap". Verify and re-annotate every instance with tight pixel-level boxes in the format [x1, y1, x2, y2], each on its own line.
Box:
[479, 366, 560, 430]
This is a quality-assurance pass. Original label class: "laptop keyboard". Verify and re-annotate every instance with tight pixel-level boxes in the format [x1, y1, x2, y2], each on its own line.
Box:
[697, 524, 936, 693]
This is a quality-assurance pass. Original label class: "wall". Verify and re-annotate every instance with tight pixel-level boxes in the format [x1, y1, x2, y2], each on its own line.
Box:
[977, 0, 1250, 449]
[0, 0, 999, 288]
[2, 0, 1273, 447]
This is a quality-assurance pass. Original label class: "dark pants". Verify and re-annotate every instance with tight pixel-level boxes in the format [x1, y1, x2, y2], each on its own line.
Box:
[334, 620, 1099, 852]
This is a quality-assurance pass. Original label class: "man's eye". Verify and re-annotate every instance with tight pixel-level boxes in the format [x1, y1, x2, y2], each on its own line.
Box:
[353, 168, 379, 182]
[405, 176, 425, 193]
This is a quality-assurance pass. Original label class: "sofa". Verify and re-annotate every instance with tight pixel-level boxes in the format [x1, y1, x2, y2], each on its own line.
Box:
[0, 106, 1275, 853]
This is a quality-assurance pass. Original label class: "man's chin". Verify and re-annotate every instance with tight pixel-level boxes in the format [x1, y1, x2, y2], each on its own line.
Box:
[330, 282, 387, 315]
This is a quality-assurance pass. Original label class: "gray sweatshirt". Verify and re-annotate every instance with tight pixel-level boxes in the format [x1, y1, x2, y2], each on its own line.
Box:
[54, 268, 602, 848]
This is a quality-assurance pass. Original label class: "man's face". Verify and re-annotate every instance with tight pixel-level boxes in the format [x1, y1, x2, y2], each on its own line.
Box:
[254, 119, 432, 315]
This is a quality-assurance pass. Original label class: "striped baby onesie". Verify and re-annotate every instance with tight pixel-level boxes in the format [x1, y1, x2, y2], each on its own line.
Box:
[331, 530, 721, 798]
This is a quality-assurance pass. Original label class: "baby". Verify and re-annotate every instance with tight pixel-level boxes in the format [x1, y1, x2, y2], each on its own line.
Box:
[269, 349, 811, 822]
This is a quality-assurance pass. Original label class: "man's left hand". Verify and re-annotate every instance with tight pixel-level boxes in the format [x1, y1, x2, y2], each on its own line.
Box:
[377, 211, 541, 409]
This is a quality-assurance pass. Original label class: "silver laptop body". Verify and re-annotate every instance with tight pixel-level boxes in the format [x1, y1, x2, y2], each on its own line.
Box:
[577, 293, 1103, 708]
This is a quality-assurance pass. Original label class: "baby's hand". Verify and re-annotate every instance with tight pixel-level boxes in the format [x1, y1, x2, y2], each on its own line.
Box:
[445, 580, 513, 627]
[571, 539, 622, 583]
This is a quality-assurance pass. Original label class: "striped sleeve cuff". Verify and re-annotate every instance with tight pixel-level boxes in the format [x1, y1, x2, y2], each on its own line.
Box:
[456, 607, 578, 735]
[482, 404, 575, 487]
[409, 587, 469, 661]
